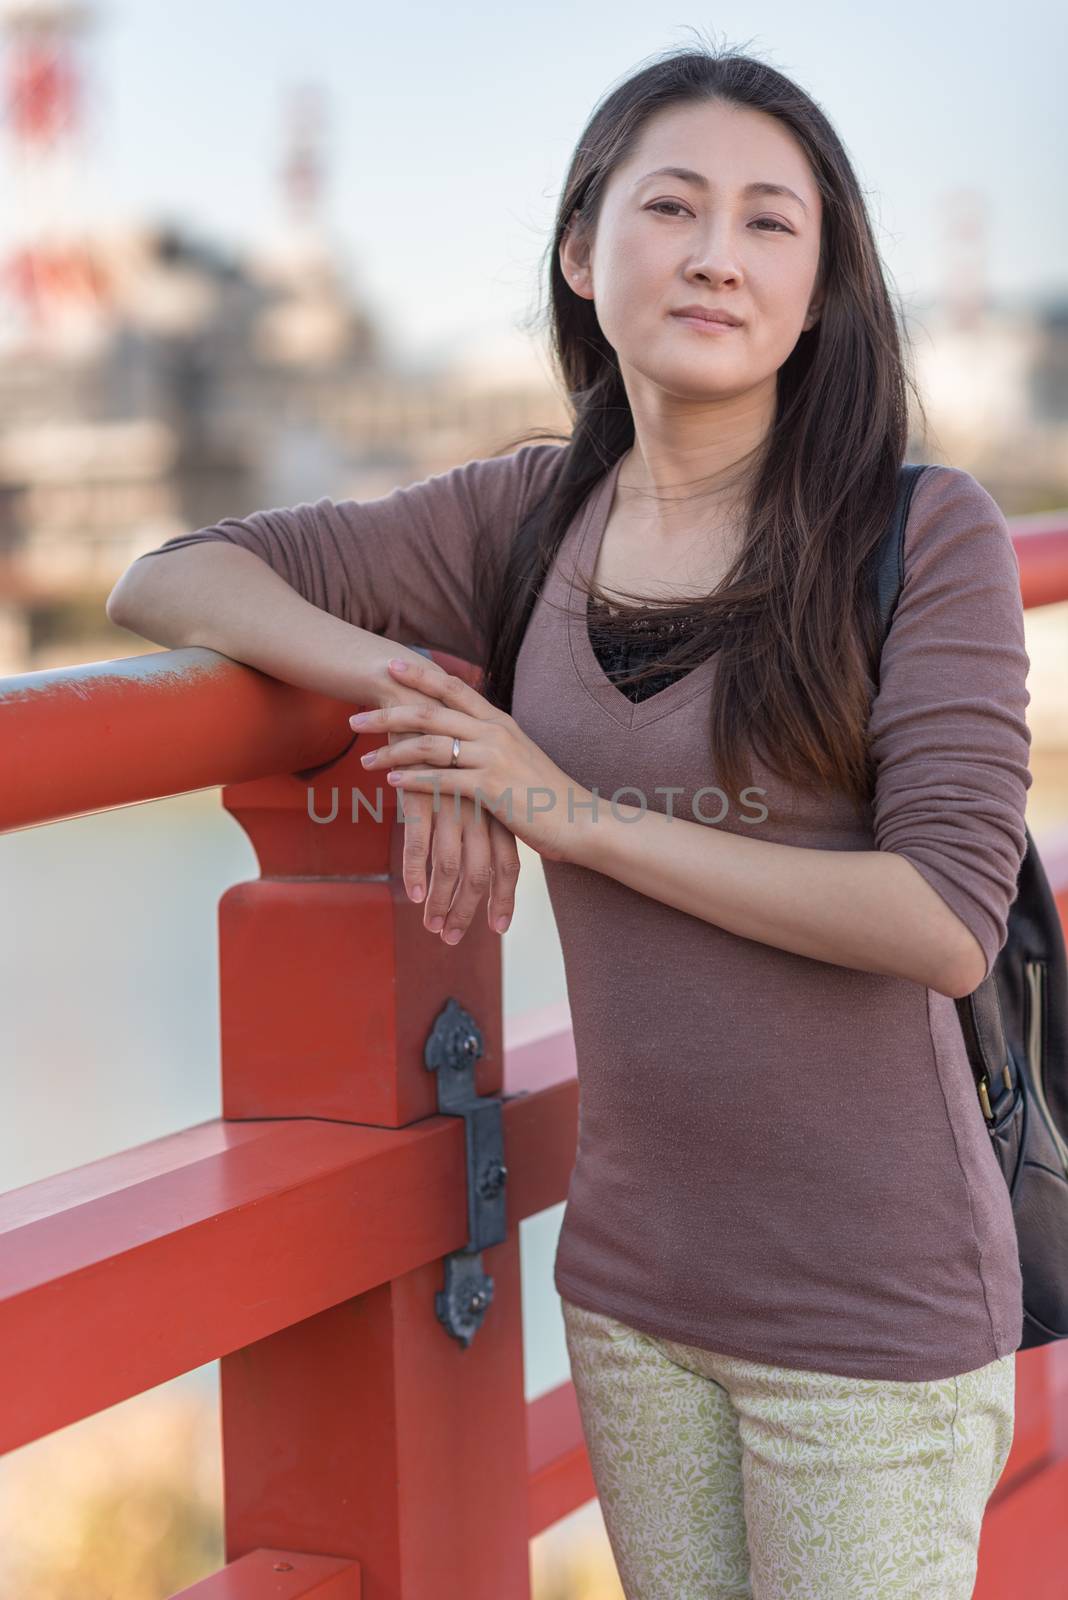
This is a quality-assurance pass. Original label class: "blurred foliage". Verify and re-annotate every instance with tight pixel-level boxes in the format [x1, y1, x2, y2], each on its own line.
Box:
[531, 1504, 626, 1600]
[28, 591, 113, 652]
[0, 1386, 222, 1599]
[0, 1382, 626, 1599]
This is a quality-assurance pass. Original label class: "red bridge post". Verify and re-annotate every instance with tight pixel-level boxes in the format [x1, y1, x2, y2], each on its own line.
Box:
[215, 739, 532, 1598]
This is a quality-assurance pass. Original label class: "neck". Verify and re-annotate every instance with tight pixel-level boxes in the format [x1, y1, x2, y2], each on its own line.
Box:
[617, 411, 769, 536]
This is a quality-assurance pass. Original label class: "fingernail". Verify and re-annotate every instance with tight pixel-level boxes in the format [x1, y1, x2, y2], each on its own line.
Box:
[444, 928, 462, 945]
[410, 885, 424, 902]
[389, 658, 408, 671]
[495, 916, 510, 932]
[359, 751, 375, 766]
[349, 711, 370, 726]
[427, 915, 444, 932]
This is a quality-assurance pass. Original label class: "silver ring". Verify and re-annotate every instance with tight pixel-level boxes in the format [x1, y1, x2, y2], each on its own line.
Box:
[450, 736, 461, 768]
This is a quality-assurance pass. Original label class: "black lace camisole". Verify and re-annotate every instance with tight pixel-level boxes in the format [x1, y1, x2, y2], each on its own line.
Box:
[585, 594, 713, 703]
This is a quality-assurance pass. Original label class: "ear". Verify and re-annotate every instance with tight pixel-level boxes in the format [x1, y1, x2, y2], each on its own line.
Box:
[803, 289, 824, 332]
[559, 209, 595, 302]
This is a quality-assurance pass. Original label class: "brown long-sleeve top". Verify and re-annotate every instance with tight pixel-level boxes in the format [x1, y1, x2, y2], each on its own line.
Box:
[133, 442, 1032, 1380]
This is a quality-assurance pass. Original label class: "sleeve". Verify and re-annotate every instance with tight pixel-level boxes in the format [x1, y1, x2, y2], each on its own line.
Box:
[130, 440, 567, 665]
[867, 464, 1032, 982]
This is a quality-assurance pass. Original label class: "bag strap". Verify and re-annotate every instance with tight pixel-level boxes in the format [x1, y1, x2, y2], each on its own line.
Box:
[872, 463, 931, 661]
[871, 461, 1015, 1114]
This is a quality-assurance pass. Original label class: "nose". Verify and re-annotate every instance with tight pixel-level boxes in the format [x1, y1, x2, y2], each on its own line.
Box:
[684, 221, 743, 286]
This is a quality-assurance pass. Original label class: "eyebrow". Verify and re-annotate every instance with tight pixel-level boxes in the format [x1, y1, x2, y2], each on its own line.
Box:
[632, 166, 809, 215]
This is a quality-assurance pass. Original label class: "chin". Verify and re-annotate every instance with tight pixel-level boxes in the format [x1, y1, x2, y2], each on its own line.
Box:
[634, 354, 744, 400]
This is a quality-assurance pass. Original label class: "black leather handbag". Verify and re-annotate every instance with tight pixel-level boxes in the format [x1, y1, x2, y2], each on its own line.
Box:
[874, 464, 1068, 1349]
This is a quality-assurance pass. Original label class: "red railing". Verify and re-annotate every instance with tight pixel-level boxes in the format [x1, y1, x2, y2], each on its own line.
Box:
[1, 513, 1067, 1599]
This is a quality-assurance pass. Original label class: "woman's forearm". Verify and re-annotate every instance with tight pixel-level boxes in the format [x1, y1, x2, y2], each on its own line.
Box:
[106, 543, 422, 702]
[573, 798, 985, 999]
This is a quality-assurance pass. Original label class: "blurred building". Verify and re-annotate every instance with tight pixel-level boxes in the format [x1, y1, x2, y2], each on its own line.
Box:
[0, 208, 570, 672]
[908, 294, 1068, 509]
[0, 11, 1062, 677]
[0, 7, 566, 671]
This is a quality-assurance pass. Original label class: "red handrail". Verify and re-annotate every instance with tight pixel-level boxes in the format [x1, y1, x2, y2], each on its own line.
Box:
[2, 513, 1067, 1598]
[0, 1030, 579, 1461]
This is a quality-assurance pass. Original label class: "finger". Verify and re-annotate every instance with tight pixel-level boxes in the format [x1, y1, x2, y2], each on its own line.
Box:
[386, 727, 437, 762]
[424, 799, 467, 936]
[486, 815, 520, 934]
[380, 732, 434, 904]
[386, 658, 511, 726]
[386, 768, 476, 803]
[369, 730, 481, 772]
[399, 788, 434, 904]
[440, 802, 493, 946]
[352, 699, 485, 740]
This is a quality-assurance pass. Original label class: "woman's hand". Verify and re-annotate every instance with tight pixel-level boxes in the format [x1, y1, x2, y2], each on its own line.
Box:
[356, 657, 521, 943]
[349, 656, 594, 866]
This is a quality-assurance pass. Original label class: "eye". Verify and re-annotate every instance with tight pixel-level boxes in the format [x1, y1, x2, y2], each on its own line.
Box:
[646, 201, 793, 234]
[648, 200, 692, 218]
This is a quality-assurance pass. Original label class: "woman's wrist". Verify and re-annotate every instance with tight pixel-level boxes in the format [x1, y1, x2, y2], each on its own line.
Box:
[342, 634, 429, 705]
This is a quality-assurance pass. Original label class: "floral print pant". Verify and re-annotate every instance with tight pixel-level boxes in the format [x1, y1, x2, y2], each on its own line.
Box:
[561, 1297, 1016, 1600]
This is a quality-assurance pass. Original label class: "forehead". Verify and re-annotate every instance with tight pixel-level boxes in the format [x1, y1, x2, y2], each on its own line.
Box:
[618, 100, 818, 207]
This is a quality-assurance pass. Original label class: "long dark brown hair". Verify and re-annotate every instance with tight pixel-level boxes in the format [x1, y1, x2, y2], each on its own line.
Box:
[470, 34, 929, 810]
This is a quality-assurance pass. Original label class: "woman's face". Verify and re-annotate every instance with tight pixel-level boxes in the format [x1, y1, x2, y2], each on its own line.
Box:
[560, 99, 824, 405]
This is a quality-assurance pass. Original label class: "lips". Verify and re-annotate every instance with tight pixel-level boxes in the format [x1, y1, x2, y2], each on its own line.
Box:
[670, 312, 741, 336]
[670, 307, 742, 326]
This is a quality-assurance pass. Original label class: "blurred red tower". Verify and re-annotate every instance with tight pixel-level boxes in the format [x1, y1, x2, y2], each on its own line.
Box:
[1, 0, 109, 350]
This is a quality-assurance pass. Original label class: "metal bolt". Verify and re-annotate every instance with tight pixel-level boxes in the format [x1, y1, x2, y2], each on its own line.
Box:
[478, 1160, 508, 1197]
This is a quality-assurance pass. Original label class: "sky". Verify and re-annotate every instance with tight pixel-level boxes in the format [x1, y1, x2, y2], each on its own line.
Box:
[2, 0, 1066, 371]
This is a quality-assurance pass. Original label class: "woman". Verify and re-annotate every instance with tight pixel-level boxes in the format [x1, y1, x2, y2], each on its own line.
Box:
[110, 40, 1028, 1600]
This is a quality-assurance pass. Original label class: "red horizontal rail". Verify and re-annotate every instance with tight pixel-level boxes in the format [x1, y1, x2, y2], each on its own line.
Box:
[1013, 517, 1068, 609]
[527, 1378, 598, 1539]
[172, 1548, 361, 1599]
[0, 1023, 579, 1456]
[0, 643, 475, 836]
[0, 646, 352, 834]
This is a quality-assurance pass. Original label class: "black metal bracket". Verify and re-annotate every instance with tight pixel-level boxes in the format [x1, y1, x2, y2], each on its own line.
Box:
[424, 996, 517, 1348]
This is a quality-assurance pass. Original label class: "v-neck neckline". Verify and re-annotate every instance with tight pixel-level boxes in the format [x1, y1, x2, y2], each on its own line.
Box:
[565, 452, 720, 730]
